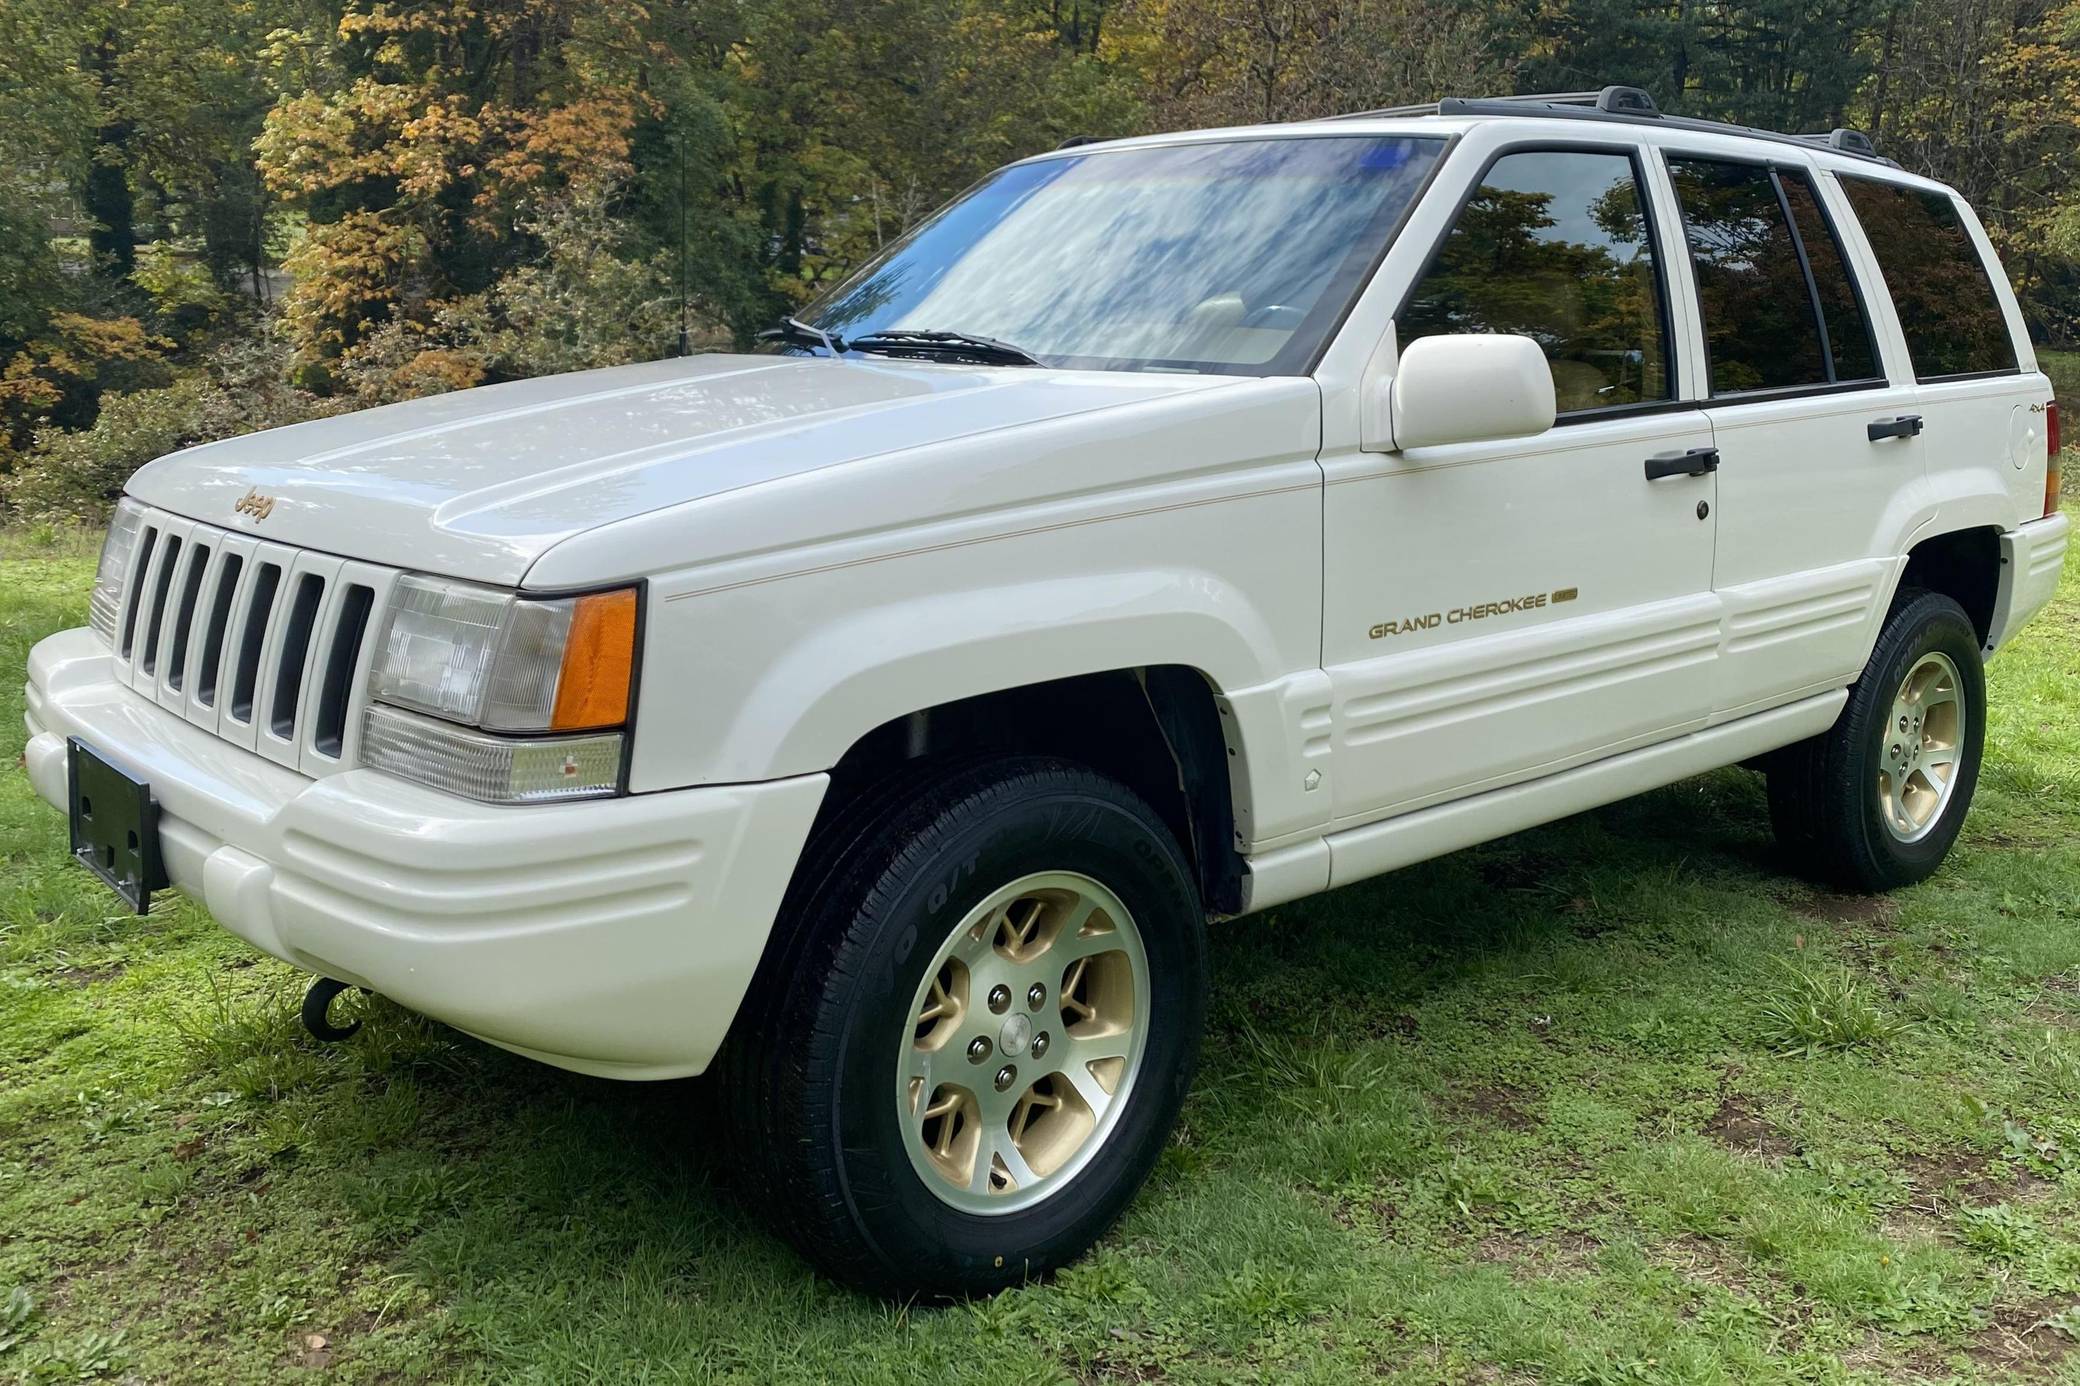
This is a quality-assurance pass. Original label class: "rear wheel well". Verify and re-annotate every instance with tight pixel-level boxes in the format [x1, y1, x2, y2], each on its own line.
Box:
[816, 667, 1243, 917]
[1900, 527, 2000, 647]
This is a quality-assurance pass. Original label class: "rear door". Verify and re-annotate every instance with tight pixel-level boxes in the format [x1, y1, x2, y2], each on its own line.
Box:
[1661, 152, 1921, 716]
[1835, 176, 2043, 534]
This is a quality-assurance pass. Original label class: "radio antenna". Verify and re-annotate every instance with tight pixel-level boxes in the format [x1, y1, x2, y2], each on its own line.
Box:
[677, 132, 691, 357]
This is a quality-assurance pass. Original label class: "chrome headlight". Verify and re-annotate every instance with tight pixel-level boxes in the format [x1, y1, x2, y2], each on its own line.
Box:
[89, 499, 148, 645]
[362, 574, 640, 804]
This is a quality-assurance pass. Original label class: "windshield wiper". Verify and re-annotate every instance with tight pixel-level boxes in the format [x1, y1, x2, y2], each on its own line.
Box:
[845, 329, 1042, 367]
[757, 315, 847, 356]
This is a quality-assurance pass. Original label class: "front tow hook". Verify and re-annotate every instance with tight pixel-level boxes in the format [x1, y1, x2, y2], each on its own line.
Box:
[301, 976, 369, 1042]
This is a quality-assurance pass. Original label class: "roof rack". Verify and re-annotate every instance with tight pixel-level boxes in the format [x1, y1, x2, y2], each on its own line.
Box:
[1330, 85, 1898, 167]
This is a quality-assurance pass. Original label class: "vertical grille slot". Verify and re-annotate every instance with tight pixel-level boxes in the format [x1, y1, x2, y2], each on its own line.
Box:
[166, 544, 211, 691]
[119, 527, 160, 660]
[138, 536, 182, 678]
[269, 573, 325, 739]
[312, 584, 375, 758]
[196, 554, 243, 709]
[229, 562, 282, 724]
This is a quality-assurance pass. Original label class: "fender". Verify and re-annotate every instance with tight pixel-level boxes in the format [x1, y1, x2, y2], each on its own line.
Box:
[621, 477, 1326, 801]
[722, 566, 1280, 779]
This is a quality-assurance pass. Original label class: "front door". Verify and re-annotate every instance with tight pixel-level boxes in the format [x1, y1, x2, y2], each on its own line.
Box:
[1320, 143, 1721, 826]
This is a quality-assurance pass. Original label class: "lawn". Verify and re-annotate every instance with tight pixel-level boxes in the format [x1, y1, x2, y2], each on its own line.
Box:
[3, 510, 2079, 1386]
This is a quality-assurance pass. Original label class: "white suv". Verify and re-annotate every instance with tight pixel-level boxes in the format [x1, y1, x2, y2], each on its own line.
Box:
[22, 87, 2069, 1296]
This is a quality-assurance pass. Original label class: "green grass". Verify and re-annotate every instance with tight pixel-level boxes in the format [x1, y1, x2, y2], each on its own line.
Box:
[3, 520, 2080, 1385]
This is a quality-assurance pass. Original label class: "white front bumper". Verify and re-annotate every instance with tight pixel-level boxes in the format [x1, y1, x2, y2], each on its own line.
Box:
[24, 627, 826, 1079]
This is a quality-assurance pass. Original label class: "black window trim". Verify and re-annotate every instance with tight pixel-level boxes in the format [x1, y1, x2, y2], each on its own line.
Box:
[1659, 146, 1890, 406]
[1391, 137, 1682, 428]
[1835, 171, 2023, 385]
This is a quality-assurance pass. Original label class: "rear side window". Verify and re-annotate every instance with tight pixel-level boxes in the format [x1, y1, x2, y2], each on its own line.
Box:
[1400, 149, 1671, 415]
[1840, 178, 2018, 380]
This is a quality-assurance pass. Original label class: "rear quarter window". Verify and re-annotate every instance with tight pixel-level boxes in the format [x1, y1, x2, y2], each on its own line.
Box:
[1839, 178, 2018, 380]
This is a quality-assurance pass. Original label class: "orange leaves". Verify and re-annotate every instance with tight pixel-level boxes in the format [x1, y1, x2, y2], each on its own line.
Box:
[277, 212, 424, 354]
[480, 94, 638, 202]
[255, 0, 650, 365]
[0, 315, 169, 431]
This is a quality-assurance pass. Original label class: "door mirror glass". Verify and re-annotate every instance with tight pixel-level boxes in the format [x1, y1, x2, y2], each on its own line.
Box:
[1390, 333, 1556, 449]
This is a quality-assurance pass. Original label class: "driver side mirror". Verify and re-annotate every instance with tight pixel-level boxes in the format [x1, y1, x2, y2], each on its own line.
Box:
[1362, 334, 1557, 452]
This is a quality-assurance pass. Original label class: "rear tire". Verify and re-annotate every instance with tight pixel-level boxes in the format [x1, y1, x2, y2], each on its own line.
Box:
[1766, 589, 1985, 892]
[718, 755, 1207, 1298]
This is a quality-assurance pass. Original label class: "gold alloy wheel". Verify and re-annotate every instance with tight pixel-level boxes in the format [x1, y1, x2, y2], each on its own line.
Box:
[1877, 650, 1967, 844]
[896, 871, 1151, 1215]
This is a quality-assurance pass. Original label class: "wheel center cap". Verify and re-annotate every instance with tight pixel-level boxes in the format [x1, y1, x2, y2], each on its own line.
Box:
[998, 1013, 1033, 1057]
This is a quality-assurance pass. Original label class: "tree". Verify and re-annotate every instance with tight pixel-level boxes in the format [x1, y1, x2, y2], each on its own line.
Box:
[256, 0, 653, 373]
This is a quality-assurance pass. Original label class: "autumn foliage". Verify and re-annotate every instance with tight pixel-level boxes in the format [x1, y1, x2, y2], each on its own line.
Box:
[3, 0, 2079, 518]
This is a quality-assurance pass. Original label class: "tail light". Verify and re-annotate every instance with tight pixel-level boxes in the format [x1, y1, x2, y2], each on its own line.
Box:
[2049, 400, 2063, 518]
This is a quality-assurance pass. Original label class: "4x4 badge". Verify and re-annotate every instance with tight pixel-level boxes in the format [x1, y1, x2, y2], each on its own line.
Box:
[233, 488, 276, 521]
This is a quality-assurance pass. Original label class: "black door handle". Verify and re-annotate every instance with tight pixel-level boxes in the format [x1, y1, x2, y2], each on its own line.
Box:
[1645, 446, 1719, 481]
[1867, 414, 1924, 441]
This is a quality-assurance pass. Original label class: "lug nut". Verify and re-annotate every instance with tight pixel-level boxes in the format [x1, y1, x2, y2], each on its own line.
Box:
[994, 1065, 1017, 1092]
[967, 1036, 991, 1064]
[988, 984, 1011, 1014]
[1030, 1032, 1050, 1060]
[1027, 982, 1046, 1010]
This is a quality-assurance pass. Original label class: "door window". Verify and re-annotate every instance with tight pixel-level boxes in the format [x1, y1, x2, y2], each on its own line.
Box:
[1779, 171, 1882, 383]
[1400, 149, 1672, 415]
[1839, 177, 2018, 380]
[1668, 158, 1886, 396]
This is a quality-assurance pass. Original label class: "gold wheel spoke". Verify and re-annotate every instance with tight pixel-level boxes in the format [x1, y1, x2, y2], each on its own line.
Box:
[1008, 1085, 1061, 1143]
[1059, 957, 1095, 1022]
[1052, 913, 1117, 965]
[917, 976, 951, 1025]
[1066, 1027, 1132, 1067]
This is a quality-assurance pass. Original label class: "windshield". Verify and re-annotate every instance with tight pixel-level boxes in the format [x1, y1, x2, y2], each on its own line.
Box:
[799, 135, 1446, 375]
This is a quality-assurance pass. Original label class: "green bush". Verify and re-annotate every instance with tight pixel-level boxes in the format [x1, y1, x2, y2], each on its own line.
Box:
[1, 332, 341, 523]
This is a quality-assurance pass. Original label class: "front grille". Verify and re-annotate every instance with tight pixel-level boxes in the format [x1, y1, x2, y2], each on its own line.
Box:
[102, 505, 400, 778]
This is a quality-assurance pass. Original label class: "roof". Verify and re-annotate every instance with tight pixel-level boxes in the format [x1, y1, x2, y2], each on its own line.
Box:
[1048, 86, 1916, 180]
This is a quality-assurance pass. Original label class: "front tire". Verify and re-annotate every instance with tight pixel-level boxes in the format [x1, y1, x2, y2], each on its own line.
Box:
[719, 755, 1207, 1298]
[1766, 589, 1986, 891]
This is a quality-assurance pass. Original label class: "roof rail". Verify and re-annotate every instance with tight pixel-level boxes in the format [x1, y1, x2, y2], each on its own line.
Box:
[1336, 85, 1658, 121]
[1326, 86, 1899, 167]
[1792, 127, 1880, 158]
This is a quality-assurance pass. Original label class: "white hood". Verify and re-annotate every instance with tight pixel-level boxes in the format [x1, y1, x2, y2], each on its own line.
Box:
[127, 354, 1236, 586]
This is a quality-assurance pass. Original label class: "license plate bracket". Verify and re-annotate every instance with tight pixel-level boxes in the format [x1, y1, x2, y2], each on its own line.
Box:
[67, 737, 166, 915]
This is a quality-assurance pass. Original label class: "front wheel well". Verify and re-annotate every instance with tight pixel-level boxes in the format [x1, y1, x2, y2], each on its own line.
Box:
[1899, 527, 2001, 647]
[816, 667, 1244, 917]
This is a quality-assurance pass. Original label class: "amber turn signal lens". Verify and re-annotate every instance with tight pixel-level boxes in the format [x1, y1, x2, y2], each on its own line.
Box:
[550, 588, 638, 730]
